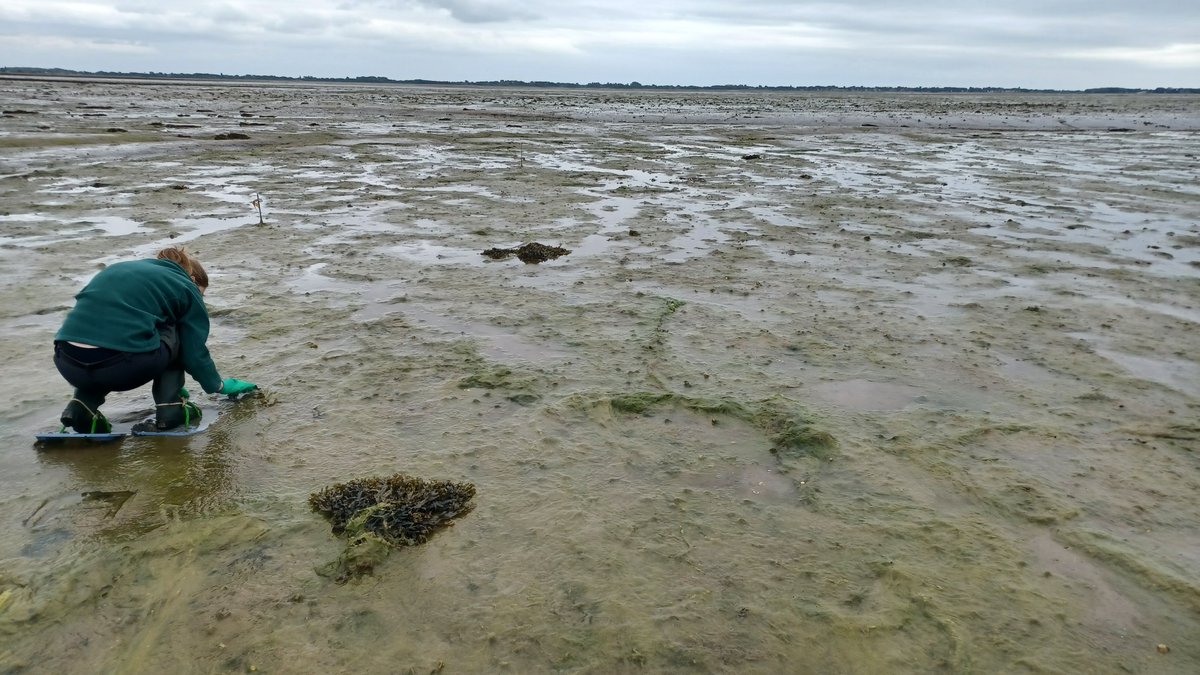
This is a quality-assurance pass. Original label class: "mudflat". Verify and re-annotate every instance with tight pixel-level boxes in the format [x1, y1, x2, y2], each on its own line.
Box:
[2, 77, 1198, 673]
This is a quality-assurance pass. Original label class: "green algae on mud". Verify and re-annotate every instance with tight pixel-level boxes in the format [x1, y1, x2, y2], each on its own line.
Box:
[456, 366, 518, 390]
[572, 391, 838, 462]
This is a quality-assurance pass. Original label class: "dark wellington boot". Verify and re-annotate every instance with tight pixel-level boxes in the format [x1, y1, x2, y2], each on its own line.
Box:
[150, 368, 200, 430]
[61, 391, 111, 434]
[138, 401, 201, 431]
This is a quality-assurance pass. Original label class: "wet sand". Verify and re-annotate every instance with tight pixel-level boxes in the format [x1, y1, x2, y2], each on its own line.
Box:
[1, 77, 1198, 673]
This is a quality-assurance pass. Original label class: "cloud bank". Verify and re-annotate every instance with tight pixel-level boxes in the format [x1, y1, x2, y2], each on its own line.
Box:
[1, 0, 1196, 88]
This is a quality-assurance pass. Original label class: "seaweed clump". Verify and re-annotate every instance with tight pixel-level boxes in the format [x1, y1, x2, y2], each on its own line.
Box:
[309, 473, 476, 582]
[481, 242, 570, 264]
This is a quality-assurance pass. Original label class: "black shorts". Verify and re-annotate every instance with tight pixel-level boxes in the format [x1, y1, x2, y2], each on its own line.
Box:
[53, 325, 179, 394]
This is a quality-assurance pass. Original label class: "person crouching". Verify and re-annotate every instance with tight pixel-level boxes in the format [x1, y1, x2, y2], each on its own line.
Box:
[53, 246, 256, 433]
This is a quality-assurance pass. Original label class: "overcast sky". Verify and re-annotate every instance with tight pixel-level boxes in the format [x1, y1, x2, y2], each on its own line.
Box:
[1, 1, 1197, 89]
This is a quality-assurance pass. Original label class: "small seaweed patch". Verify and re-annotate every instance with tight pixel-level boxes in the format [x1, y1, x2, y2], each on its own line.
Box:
[643, 297, 686, 355]
[482, 242, 570, 263]
[457, 363, 541, 405]
[507, 393, 541, 406]
[310, 473, 476, 582]
[577, 392, 836, 461]
[663, 298, 685, 313]
[752, 407, 838, 461]
[610, 393, 675, 414]
[746, 409, 836, 460]
[458, 367, 514, 389]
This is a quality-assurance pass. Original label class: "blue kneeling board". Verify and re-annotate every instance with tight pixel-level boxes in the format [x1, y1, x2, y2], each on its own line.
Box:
[37, 413, 213, 444]
[35, 393, 250, 446]
[35, 431, 128, 445]
[129, 414, 215, 437]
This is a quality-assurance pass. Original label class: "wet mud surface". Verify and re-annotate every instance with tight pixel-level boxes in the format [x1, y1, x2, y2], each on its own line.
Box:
[1, 77, 1198, 673]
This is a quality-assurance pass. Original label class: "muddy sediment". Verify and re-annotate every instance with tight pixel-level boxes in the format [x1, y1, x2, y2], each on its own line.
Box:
[1, 78, 1198, 673]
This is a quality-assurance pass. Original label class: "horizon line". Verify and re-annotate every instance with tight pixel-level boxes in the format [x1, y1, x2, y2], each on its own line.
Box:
[2, 67, 1197, 94]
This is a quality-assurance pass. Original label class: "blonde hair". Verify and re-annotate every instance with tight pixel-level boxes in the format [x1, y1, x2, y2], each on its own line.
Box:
[157, 246, 209, 288]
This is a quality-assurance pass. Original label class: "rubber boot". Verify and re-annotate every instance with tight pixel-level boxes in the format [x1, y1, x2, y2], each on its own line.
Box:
[61, 390, 111, 434]
[151, 368, 201, 430]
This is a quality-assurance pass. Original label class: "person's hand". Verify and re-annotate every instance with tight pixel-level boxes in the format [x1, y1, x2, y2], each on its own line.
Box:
[220, 378, 258, 398]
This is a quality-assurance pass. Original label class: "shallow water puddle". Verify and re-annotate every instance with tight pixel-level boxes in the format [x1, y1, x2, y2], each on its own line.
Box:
[1096, 347, 1200, 399]
[1085, 293, 1200, 325]
[1026, 532, 1146, 633]
[0, 214, 150, 247]
[80, 215, 151, 237]
[809, 379, 924, 411]
[1069, 330, 1200, 398]
[971, 201, 1196, 276]
[578, 190, 643, 232]
[661, 219, 732, 263]
[567, 232, 627, 258]
[994, 353, 1062, 387]
[285, 263, 351, 294]
[385, 240, 487, 266]
[286, 263, 409, 317]
[679, 463, 797, 503]
[86, 215, 260, 269]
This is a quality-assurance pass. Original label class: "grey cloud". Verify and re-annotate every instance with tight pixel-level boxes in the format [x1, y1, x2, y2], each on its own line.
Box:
[414, 0, 539, 23]
[1, 0, 1195, 87]
[334, 0, 539, 23]
[663, 0, 1200, 56]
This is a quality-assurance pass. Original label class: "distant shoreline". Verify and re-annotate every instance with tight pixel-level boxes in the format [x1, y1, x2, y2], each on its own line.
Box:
[2, 67, 1196, 94]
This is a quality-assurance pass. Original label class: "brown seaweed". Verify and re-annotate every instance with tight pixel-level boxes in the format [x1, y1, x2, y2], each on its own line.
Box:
[481, 242, 570, 263]
[309, 473, 476, 581]
[310, 473, 476, 546]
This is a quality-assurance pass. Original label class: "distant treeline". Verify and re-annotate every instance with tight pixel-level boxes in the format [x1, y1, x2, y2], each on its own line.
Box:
[2, 67, 1196, 94]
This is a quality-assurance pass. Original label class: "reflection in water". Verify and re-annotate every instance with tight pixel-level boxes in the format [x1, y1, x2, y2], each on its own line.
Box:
[1, 399, 261, 667]
[31, 422, 237, 542]
[23, 398, 255, 561]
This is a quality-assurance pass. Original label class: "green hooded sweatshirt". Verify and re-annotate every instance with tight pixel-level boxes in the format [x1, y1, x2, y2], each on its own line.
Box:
[55, 258, 223, 393]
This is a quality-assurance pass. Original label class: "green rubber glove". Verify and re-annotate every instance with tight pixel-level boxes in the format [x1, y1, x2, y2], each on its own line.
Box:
[220, 378, 258, 398]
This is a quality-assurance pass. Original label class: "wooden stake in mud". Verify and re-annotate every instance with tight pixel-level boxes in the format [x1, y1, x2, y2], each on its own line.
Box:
[251, 193, 265, 224]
